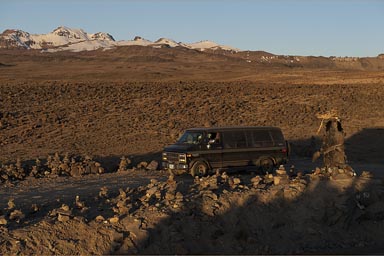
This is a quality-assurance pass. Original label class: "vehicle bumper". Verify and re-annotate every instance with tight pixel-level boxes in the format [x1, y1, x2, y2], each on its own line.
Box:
[162, 162, 189, 170]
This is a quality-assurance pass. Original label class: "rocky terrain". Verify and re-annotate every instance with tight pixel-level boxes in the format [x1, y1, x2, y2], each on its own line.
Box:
[0, 45, 384, 254]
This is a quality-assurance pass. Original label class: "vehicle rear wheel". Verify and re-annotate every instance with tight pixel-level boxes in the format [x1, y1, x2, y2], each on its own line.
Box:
[191, 161, 208, 177]
[259, 158, 274, 174]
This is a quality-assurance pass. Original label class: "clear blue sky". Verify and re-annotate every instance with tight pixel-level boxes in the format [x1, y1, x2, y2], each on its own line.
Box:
[1, 0, 383, 57]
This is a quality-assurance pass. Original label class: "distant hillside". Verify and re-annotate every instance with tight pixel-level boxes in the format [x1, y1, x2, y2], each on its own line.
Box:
[1, 26, 384, 71]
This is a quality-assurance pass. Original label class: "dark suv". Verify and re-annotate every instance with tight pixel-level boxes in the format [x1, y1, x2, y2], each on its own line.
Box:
[162, 126, 289, 176]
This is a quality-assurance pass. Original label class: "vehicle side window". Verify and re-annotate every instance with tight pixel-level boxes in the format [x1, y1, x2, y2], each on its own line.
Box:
[223, 131, 246, 148]
[207, 132, 222, 148]
[252, 130, 273, 147]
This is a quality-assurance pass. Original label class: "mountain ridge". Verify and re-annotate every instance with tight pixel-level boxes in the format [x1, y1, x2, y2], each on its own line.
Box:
[0, 26, 239, 53]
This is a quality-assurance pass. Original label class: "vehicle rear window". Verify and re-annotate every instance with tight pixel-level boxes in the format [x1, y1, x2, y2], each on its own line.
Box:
[251, 130, 273, 147]
[270, 130, 285, 145]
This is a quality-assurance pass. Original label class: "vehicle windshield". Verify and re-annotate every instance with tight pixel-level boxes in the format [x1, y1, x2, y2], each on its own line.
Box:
[176, 131, 203, 145]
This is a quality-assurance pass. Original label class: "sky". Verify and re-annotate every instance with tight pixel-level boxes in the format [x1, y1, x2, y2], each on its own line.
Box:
[0, 0, 383, 57]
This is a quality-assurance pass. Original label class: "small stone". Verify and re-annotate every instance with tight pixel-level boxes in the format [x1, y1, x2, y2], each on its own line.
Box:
[0, 216, 7, 225]
[118, 189, 127, 200]
[9, 209, 25, 221]
[30, 204, 39, 213]
[109, 216, 119, 223]
[95, 215, 105, 222]
[147, 160, 159, 171]
[251, 175, 262, 186]
[61, 204, 70, 211]
[165, 192, 175, 201]
[360, 171, 373, 178]
[155, 191, 162, 199]
[75, 195, 86, 209]
[7, 198, 15, 210]
[99, 186, 109, 198]
[276, 169, 287, 176]
[207, 192, 218, 201]
[57, 213, 70, 222]
[146, 187, 158, 198]
[233, 178, 241, 185]
[175, 192, 184, 200]
[273, 176, 281, 185]
[137, 161, 148, 169]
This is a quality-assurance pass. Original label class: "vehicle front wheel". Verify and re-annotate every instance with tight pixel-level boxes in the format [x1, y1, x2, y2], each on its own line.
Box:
[191, 161, 208, 177]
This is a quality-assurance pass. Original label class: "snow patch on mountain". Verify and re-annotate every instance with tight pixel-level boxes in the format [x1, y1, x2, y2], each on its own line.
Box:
[0, 27, 240, 53]
[188, 40, 240, 52]
[116, 36, 152, 47]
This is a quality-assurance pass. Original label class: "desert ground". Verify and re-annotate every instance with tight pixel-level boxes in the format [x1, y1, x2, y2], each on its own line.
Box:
[0, 46, 384, 254]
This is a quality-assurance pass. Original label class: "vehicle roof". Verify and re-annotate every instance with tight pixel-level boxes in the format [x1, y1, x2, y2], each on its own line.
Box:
[186, 126, 282, 132]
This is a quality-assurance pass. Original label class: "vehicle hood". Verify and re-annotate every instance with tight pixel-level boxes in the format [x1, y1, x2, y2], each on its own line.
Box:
[163, 143, 196, 152]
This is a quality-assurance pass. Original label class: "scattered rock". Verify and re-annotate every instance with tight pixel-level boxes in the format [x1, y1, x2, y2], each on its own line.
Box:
[233, 177, 241, 185]
[30, 204, 39, 213]
[0, 216, 7, 225]
[109, 216, 119, 224]
[9, 210, 25, 221]
[147, 160, 159, 171]
[137, 161, 148, 169]
[7, 198, 15, 210]
[99, 186, 109, 198]
[57, 213, 70, 222]
[95, 215, 105, 222]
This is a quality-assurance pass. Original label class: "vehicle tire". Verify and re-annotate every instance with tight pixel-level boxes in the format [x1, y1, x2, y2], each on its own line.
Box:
[259, 158, 274, 174]
[191, 161, 208, 177]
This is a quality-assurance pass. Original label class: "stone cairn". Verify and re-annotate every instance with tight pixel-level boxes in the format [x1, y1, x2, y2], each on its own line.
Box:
[0, 153, 105, 183]
[312, 112, 356, 179]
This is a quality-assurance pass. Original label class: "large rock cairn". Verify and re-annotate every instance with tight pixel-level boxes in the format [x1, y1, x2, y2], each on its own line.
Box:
[312, 112, 356, 179]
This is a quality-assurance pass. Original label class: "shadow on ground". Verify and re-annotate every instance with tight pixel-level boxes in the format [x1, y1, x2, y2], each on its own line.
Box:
[112, 171, 384, 254]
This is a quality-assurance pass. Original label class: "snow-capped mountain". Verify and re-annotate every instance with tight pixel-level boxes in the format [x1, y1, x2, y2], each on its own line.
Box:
[188, 40, 237, 51]
[0, 26, 240, 53]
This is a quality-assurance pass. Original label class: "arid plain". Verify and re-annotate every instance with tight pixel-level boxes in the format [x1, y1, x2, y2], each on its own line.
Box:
[1, 46, 384, 254]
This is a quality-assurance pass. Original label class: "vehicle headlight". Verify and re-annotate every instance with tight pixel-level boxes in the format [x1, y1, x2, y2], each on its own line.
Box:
[179, 153, 186, 163]
[162, 152, 167, 160]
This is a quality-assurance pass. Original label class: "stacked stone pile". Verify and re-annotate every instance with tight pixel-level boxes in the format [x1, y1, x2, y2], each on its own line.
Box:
[0, 153, 107, 183]
[0, 152, 160, 184]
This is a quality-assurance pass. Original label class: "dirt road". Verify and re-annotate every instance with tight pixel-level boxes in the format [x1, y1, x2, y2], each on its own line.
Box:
[0, 171, 167, 216]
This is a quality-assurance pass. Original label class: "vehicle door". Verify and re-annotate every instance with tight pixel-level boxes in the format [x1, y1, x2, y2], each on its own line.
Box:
[202, 132, 223, 169]
[221, 131, 249, 167]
